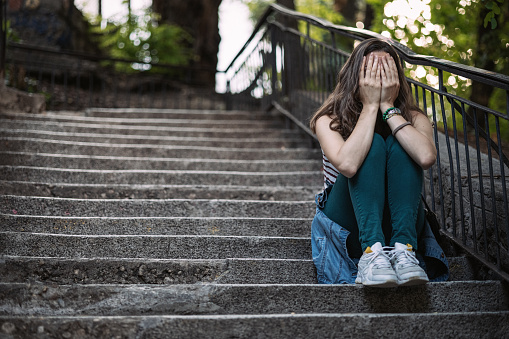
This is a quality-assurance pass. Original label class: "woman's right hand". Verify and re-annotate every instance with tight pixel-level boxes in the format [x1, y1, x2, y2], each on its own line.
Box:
[358, 54, 381, 111]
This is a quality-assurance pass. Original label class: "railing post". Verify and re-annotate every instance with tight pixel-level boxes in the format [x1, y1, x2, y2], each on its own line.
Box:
[270, 25, 278, 104]
[225, 79, 232, 110]
[0, 0, 7, 85]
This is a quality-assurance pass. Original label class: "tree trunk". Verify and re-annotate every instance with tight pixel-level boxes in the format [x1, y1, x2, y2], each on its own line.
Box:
[468, 3, 507, 130]
[152, 0, 222, 88]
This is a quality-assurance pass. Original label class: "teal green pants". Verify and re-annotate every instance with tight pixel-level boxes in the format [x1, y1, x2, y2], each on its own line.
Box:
[321, 133, 425, 258]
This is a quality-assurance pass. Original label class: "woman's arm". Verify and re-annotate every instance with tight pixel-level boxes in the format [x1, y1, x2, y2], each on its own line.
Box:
[380, 55, 436, 169]
[316, 53, 381, 178]
[386, 113, 436, 169]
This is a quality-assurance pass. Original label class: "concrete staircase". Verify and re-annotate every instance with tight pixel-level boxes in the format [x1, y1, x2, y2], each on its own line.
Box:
[0, 108, 508, 338]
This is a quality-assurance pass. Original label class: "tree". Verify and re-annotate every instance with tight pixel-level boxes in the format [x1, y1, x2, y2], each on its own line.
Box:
[366, 0, 509, 133]
[152, 0, 222, 88]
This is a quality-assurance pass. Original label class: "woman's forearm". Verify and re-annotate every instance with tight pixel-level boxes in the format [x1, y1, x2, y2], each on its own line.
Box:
[333, 106, 378, 177]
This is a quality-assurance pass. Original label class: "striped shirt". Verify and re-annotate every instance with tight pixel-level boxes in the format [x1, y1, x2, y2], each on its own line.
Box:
[322, 152, 340, 188]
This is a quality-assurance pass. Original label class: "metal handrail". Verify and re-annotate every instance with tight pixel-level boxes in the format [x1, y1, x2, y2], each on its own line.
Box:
[224, 3, 509, 90]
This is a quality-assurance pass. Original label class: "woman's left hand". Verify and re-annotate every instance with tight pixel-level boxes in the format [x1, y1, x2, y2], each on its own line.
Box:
[380, 55, 400, 113]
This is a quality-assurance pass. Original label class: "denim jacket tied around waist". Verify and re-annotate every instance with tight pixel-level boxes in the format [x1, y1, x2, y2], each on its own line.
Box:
[312, 185, 449, 284]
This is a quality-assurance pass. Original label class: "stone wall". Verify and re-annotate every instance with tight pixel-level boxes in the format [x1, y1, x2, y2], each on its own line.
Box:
[7, 0, 99, 53]
[425, 132, 509, 272]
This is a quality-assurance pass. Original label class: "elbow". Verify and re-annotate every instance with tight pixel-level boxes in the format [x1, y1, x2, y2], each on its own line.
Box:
[335, 161, 359, 179]
[419, 150, 437, 170]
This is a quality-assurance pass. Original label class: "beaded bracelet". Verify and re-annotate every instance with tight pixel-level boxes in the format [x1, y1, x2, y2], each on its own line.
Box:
[382, 107, 402, 121]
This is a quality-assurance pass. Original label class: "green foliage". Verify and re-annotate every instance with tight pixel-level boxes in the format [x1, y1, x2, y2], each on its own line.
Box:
[241, 0, 342, 25]
[482, 0, 504, 28]
[6, 20, 20, 43]
[90, 6, 194, 73]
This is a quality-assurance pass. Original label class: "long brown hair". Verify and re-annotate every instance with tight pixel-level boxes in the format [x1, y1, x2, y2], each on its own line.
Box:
[309, 38, 424, 139]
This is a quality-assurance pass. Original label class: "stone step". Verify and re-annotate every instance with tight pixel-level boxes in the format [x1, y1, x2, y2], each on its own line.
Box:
[0, 152, 320, 171]
[84, 108, 274, 119]
[0, 112, 281, 128]
[0, 119, 300, 138]
[0, 129, 308, 148]
[0, 215, 312, 237]
[0, 166, 322, 187]
[2, 312, 508, 338]
[0, 232, 311, 259]
[0, 256, 474, 285]
[0, 196, 316, 218]
[1, 281, 507, 316]
[1, 138, 320, 160]
[0, 181, 319, 200]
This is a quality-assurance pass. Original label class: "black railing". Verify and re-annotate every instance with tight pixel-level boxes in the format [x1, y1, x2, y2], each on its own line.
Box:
[3, 42, 224, 111]
[223, 4, 509, 281]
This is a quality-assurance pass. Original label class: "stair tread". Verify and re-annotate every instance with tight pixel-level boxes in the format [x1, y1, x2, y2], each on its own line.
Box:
[1, 281, 506, 316]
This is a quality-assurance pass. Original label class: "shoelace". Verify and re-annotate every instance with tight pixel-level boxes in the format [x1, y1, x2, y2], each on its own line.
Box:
[367, 247, 394, 269]
[389, 248, 419, 268]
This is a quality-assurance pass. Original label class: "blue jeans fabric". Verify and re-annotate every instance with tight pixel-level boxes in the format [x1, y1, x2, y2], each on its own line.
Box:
[312, 134, 449, 284]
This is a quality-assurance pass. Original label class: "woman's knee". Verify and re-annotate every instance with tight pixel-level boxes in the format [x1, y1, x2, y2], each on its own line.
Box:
[364, 133, 386, 164]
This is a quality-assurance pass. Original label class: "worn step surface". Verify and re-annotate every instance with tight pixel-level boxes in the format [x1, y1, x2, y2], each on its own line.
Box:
[0, 129, 309, 148]
[0, 166, 321, 186]
[0, 232, 310, 259]
[2, 312, 509, 339]
[0, 256, 474, 285]
[0, 151, 319, 171]
[0, 214, 312, 236]
[0, 196, 315, 218]
[1, 138, 320, 160]
[0, 112, 282, 128]
[1, 281, 507, 316]
[0, 181, 318, 200]
[0, 119, 299, 138]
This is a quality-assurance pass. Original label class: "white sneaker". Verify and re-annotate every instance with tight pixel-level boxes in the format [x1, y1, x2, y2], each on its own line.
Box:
[390, 242, 429, 286]
[355, 242, 398, 288]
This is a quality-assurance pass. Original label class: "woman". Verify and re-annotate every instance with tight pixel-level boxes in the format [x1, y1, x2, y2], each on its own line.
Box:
[309, 38, 447, 287]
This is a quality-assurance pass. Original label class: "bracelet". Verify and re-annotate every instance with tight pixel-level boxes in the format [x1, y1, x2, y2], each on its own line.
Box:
[392, 121, 412, 136]
[382, 107, 401, 121]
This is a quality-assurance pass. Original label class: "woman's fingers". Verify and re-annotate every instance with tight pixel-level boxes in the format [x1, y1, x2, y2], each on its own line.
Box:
[369, 55, 378, 78]
[360, 56, 366, 79]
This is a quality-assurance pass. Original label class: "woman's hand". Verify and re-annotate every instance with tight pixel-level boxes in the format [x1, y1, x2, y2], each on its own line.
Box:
[358, 54, 381, 111]
[380, 55, 400, 113]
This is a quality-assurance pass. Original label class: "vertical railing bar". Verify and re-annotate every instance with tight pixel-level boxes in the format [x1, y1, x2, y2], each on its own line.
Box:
[450, 98, 466, 243]
[422, 85, 436, 212]
[101, 75, 106, 107]
[473, 107, 489, 259]
[162, 81, 167, 109]
[63, 71, 68, 110]
[113, 71, 118, 108]
[312, 42, 319, 106]
[414, 82, 420, 106]
[50, 68, 56, 110]
[76, 59, 82, 108]
[484, 114, 501, 268]
[438, 70, 457, 237]
[460, 102, 477, 248]
[317, 44, 325, 105]
[430, 92, 446, 228]
[494, 116, 509, 253]
[150, 78, 155, 109]
[88, 71, 93, 108]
